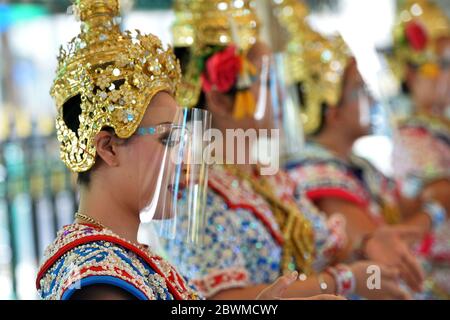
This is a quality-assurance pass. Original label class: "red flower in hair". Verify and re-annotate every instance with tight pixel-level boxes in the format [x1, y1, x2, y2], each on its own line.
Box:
[201, 45, 242, 93]
[405, 20, 428, 51]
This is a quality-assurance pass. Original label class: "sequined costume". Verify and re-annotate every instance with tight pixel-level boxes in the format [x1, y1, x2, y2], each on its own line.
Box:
[36, 223, 200, 300]
[418, 223, 450, 299]
[286, 141, 450, 299]
[263, 167, 348, 272]
[286, 142, 401, 225]
[393, 116, 450, 197]
[393, 115, 450, 299]
[164, 165, 347, 298]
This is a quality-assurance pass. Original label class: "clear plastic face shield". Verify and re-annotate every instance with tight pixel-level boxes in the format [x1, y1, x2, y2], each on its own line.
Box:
[247, 47, 283, 175]
[270, 52, 305, 164]
[136, 107, 211, 253]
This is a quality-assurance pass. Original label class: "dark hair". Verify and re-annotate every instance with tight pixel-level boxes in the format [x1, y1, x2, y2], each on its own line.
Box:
[174, 46, 192, 76]
[62, 94, 92, 185]
[62, 82, 121, 185]
[401, 61, 418, 95]
[295, 81, 332, 137]
[174, 45, 237, 111]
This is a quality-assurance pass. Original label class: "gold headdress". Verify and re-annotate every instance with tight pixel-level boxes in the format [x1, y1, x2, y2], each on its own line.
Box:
[175, 0, 260, 112]
[391, 0, 450, 79]
[273, 0, 352, 135]
[51, 0, 181, 173]
[172, 0, 195, 47]
[191, 0, 259, 52]
[272, 0, 309, 85]
[172, 0, 198, 108]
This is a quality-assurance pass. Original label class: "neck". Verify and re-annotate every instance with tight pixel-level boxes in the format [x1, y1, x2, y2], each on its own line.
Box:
[313, 128, 355, 161]
[77, 180, 140, 244]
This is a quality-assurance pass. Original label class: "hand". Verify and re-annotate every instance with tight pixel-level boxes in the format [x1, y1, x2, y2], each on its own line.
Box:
[350, 261, 411, 300]
[363, 225, 425, 292]
[299, 294, 347, 300]
[256, 271, 346, 300]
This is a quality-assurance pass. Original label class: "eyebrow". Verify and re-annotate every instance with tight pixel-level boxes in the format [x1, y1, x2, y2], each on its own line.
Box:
[139, 121, 173, 127]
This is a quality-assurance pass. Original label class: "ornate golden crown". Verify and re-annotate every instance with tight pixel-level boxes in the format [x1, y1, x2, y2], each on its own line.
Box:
[51, 0, 181, 173]
[172, 0, 198, 108]
[273, 0, 352, 135]
[391, 0, 450, 79]
[172, 0, 195, 47]
[174, 0, 260, 108]
[191, 0, 259, 51]
[272, 0, 309, 84]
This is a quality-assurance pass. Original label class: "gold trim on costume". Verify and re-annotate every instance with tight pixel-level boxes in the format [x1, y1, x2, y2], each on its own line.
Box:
[224, 165, 315, 275]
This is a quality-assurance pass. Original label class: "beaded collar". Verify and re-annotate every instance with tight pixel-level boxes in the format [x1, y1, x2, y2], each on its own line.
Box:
[37, 223, 199, 300]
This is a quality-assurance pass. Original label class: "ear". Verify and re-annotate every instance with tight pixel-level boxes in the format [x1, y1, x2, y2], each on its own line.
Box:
[205, 90, 234, 117]
[94, 131, 120, 167]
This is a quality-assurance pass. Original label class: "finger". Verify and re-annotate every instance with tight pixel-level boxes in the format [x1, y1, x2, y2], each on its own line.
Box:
[265, 271, 298, 299]
[397, 258, 422, 292]
[378, 265, 400, 280]
[400, 248, 425, 290]
[394, 225, 424, 243]
[402, 248, 425, 281]
[398, 260, 420, 292]
[382, 281, 412, 300]
[301, 294, 347, 301]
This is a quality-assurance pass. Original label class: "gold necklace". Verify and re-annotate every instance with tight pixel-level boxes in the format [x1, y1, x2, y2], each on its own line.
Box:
[75, 212, 106, 229]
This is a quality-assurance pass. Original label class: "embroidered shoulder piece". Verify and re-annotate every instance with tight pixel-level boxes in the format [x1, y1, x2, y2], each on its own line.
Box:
[394, 118, 450, 185]
[263, 169, 296, 201]
[208, 166, 284, 245]
[285, 143, 371, 208]
[36, 223, 200, 300]
[399, 116, 450, 147]
[350, 155, 399, 204]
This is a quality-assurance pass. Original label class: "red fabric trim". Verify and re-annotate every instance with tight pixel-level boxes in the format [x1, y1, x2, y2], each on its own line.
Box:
[58, 265, 150, 299]
[417, 233, 434, 257]
[400, 126, 429, 137]
[306, 188, 369, 208]
[208, 181, 285, 245]
[191, 268, 248, 298]
[36, 230, 187, 300]
[417, 233, 450, 262]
